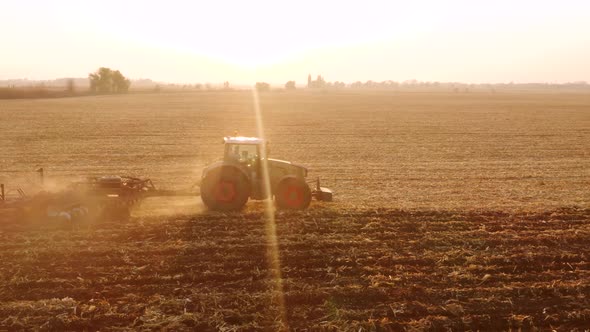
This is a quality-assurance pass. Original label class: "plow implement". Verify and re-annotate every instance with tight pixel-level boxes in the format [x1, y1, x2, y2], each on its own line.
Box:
[1, 171, 199, 223]
[65, 175, 199, 220]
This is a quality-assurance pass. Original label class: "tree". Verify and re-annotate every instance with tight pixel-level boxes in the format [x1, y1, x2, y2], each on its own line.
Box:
[285, 81, 296, 90]
[111, 70, 130, 93]
[88, 67, 130, 93]
[255, 82, 270, 92]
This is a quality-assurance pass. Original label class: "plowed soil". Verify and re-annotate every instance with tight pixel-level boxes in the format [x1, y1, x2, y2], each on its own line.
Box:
[0, 206, 589, 331]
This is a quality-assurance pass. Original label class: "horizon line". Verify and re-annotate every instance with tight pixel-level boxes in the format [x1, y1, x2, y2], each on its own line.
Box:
[0, 77, 588, 87]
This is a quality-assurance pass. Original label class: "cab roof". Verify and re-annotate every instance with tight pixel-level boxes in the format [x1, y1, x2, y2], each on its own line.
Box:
[223, 136, 264, 144]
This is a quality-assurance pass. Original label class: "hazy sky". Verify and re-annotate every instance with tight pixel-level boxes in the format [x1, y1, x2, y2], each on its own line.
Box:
[1, 0, 589, 84]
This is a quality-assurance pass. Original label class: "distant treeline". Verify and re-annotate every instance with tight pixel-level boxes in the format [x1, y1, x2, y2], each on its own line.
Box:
[303, 75, 590, 92]
[0, 86, 89, 99]
[0, 67, 132, 99]
[1, 74, 589, 99]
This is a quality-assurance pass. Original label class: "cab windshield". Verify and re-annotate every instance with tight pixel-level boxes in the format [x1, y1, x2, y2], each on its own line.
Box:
[225, 144, 259, 165]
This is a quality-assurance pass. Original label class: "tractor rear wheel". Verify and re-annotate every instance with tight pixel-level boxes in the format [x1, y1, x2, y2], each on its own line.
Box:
[275, 177, 311, 210]
[201, 167, 250, 211]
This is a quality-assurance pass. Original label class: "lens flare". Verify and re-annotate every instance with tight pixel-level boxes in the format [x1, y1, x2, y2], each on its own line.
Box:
[252, 88, 287, 326]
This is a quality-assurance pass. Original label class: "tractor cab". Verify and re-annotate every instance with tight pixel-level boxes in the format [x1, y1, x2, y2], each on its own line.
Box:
[223, 136, 266, 167]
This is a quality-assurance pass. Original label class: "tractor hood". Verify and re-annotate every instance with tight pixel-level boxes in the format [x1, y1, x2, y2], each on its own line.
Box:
[267, 158, 291, 165]
[267, 158, 308, 177]
[201, 158, 308, 178]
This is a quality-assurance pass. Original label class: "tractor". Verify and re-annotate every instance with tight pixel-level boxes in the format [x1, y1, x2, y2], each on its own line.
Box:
[200, 136, 332, 211]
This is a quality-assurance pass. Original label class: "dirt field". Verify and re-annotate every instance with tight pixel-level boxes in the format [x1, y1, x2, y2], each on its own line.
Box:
[0, 91, 589, 330]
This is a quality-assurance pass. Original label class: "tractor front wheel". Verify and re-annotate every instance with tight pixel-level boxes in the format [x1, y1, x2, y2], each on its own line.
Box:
[275, 178, 311, 210]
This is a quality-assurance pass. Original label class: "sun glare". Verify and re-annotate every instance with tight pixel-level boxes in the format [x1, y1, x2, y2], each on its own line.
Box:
[252, 88, 288, 325]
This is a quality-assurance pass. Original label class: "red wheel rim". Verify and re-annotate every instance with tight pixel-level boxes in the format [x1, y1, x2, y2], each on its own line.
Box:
[214, 180, 237, 203]
[283, 184, 303, 208]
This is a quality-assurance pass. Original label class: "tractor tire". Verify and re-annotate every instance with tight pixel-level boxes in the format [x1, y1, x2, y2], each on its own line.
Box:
[201, 167, 250, 211]
[275, 177, 311, 210]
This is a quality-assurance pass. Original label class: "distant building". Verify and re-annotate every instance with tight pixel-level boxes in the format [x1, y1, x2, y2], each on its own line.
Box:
[307, 74, 326, 89]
